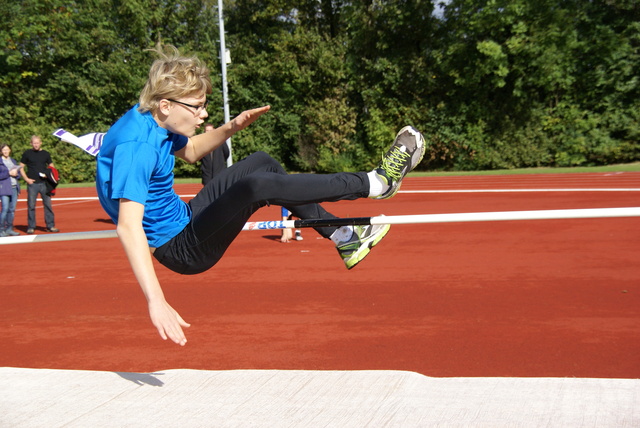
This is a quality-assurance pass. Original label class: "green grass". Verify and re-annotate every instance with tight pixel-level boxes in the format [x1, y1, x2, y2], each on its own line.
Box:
[59, 177, 203, 188]
[412, 162, 640, 177]
[58, 162, 640, 188]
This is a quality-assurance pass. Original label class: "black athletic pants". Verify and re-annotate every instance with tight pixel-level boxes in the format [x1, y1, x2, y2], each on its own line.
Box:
[154, 151, 370, 274]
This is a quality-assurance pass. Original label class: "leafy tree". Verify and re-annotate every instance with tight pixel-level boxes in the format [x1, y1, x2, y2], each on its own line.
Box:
[0, 0, 637, 181]
[225, 0, 362, 171]
[0, 0, 220, 181]
[345, 1, 440, 160]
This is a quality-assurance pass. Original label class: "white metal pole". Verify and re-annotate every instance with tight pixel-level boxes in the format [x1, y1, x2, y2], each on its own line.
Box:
[218, 0, 232, 166]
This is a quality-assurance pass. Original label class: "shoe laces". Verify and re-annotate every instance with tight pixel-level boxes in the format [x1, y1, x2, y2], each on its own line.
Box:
[380, 147, 411, 181]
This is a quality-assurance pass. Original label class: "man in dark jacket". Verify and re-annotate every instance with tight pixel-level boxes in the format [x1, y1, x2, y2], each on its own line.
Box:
[20, 135, 59, 233]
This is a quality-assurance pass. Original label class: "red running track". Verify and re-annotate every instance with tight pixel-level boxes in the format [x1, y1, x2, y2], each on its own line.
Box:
[1, 173, 639, 378]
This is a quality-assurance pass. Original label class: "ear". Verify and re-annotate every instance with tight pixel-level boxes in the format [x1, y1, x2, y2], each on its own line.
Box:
[157, 99, 172, 116]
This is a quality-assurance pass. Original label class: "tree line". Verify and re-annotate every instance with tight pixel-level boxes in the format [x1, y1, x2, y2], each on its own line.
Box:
[1, 0, 638, 182]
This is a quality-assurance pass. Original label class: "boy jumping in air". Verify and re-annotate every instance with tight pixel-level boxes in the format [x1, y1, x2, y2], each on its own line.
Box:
[96, 46, 425, 346]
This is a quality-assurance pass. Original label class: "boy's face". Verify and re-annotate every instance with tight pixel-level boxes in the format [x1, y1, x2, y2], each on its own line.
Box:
[162, 93, 209, 137]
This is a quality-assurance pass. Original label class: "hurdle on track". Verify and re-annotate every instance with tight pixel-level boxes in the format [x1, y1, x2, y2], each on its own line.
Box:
[1, 206, 638, 246]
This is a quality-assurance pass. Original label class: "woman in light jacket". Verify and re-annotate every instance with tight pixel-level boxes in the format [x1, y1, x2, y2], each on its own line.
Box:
[0, 144, 22, 236]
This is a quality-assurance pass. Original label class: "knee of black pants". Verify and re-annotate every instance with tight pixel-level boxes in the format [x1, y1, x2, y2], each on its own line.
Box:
[244, 151, 286, 174]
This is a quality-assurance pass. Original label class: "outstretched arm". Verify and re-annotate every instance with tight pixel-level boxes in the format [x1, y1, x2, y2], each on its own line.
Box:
[176, 105, 271, 163]
[117, 199, 190, 345]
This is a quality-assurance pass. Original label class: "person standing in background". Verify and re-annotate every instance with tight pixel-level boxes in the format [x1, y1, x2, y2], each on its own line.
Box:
[0, 144, 21, 236]
[200, 123, 229, 185]
[280, 207, 303, 243]
[20, 135, 59, 234]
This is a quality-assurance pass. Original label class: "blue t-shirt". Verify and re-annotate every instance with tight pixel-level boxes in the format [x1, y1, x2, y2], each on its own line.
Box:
[96, 105, 191, 248]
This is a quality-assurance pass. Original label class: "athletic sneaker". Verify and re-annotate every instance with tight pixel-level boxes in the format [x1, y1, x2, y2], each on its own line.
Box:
[336, 222, 391, 269]
[372, 125, 426, 199]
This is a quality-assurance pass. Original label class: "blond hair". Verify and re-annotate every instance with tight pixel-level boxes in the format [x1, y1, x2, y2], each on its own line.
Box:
[138, 45, 213, 113]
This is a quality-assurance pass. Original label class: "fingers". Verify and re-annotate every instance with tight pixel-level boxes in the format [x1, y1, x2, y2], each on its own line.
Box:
[149, 301, 190, 346]
[247, 105, 270, 116]
[234, 105, 271, 131]
[177, 314, 191, 329]
[167, 315, 189, 346]
[157, 327, 168, 341]
[158, 323, 188, 346]
[243, 106, 269, 124]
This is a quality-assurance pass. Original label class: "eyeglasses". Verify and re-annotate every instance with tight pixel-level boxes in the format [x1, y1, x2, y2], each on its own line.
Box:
[167, 98, 209, 114]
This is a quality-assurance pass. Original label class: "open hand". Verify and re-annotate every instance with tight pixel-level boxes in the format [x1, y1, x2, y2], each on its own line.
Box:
[148, 299, 191, 346]
[232, 105, 271, 133]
